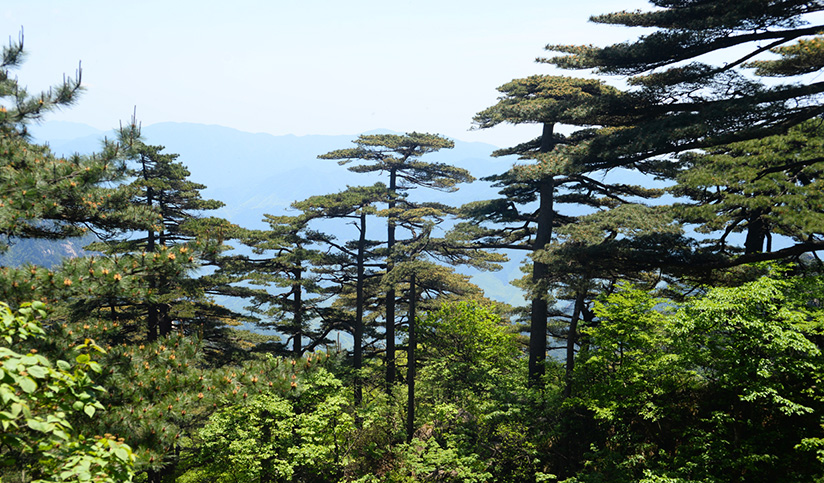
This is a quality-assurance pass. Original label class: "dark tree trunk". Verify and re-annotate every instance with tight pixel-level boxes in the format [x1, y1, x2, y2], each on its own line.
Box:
[156, 221, 171, 337]
[528, 122, 556, 385]
[563, 291, 586, 399]
[354, 212, 366, 411]
[146, 181, 158, 342]
[147, 304, 158, 342]
[386, 168, 397, 390]
[158, 302, 172, 337]
[744, 209, 768, 254]
[260, 410, 274, 482]
[146, 462, 174, 483]
[293, 268, 303, 356]
[406, 273, 416, 443]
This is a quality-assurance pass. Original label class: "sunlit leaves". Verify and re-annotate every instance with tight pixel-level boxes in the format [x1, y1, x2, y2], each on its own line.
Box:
[319, 132, 470, 191]
[748, 35, 824, 76]
[573, 272, 824, 480]
[540, 1, 824, 171]
[0, 301, 135, 482]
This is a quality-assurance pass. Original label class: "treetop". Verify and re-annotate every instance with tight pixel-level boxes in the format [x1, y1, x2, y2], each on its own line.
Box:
[473, 75, 626, 130]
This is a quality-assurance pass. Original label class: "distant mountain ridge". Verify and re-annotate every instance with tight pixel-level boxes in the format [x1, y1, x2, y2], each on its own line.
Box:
[0, 236, 94, 268]
[31, 121, 510, 228]
[25, 121, 526, 305]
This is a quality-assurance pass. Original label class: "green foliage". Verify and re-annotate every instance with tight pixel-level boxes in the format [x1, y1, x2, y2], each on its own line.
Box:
[472, 75, 626, 131]
[418, 301, 520, 402]
[91, 340, 338, 476]
[0, 36, 146, 248]
[748, 36, 824, 77]
[542, 0, 824, 172]
[569, 272, 824, 482]
[184, 366, 353, 482]
[0, 301, 134, 482]
[575, 283, 678, 422]
[670, 118, 824, 259]
[395, 436, 492, 483]
[9, 5, 824, 480]
[407, 302, 545, 482]
[0, 244, 203, 341]
[319, 132, 468, 191]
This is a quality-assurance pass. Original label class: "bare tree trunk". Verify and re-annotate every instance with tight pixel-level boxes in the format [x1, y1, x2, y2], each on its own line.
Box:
[386, 168, 397, 390]
[744, 209, 768, 254]
[146, 182, 158, 342]
[406, 273, 417, 443]
[158, 302, 172, 337]
[147, 304, 158, 342]
[354, 212, 366, 412]
[528, 122, 556, 385]
[293, 269, 303, 355]
[563, 291, 586, 398]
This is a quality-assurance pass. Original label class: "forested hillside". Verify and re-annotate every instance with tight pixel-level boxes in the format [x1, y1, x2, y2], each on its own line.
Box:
[3, 1, 824, 482]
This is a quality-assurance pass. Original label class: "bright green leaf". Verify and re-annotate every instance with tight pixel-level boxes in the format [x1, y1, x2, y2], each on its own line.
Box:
[18, 377, 36, 394]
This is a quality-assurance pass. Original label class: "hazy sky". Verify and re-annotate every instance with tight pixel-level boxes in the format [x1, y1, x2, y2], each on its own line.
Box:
[3, 1, 650, 147]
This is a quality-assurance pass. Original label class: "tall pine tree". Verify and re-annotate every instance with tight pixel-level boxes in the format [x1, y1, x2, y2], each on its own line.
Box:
[239, 213, 336, 356]
[319, 133, 472, 388]
[669, 118, 824, 263]
[291, 184, 391, 407]
[461, 75, 661, 383]
[542, 0, 824, 169]
[84, 124, 235, 342]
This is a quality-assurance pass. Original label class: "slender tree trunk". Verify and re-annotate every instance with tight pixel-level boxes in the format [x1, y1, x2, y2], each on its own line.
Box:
[146, 182, 158, 342]
[293, 268, 303, 356]
[406, 273, 416, 443]
[386, 168, 397, 390]
[260, 409, 274, 483]
[563, 290, 586, 399]
[146, 466, 173, 483]
[147, 305, 158, 342]
[158, 302, 172, 337]
[744, 209, 768, 254]
[354, 212, 366, 411]
[156, 222, 171, 337]
[528, 122, 556, 385]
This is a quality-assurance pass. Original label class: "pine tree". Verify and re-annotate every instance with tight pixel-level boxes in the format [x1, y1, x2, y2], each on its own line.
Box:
[239, 213, 335, 356]
[536, 1, 824, 269]
[536, 203, 683, 397]
[0, 36, 187, 481]
[0, 34, 146, 251]
[541, 1, 824, 175]
[319, 133, 472, 388]
[461, 75, 662, 383]
[85, 124, 237, 342]
[291, 184, 391, 407]
[386, 252, 492, 442]
[669, 118, 824, 263]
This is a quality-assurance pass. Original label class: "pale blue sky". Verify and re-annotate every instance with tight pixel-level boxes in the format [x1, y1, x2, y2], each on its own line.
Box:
[3, 1, 650, 147]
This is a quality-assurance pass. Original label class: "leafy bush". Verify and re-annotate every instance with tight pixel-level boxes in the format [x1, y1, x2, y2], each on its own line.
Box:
[569, 274, 824, 482]
[184, 366, 353, 482]
[0, 301, 135, 482]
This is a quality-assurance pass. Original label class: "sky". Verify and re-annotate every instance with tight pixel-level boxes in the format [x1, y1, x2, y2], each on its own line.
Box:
[3, 1, 651, 148]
